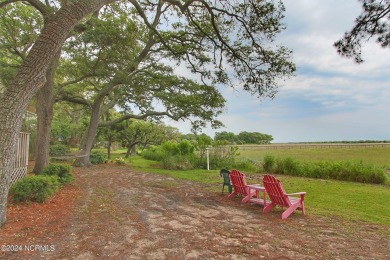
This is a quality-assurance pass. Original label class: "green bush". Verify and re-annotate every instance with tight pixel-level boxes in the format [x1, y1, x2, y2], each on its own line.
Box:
[161, 155, 194, 170]
[90, 150, 107, 164]
[49, 144, 70, 156]
[263, 155, 275, 172]
[161, 141, 181, 155]
[9, 176, 60, 203]
[177, 140, 195, 155]
[41, 163, 74, 185]
[232, 159, 259, 172]
[142, 141, 238, 171]
[141, 146, 165, 161]
[279, 157, 301, 176]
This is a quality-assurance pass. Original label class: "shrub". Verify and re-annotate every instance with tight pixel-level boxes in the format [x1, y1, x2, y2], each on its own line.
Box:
[263, 155, 275, 172]
[90, 150, 107, 164]
[9, 176, 60, 203]
[49, 144, 70, 156]
[141, 146, 165, 161]
[161, 141, 180, 155]
[232, 159, 259, 172]
[281, 157, 301, 176]
[143, 141, 239, 170]
[161, 155, 194, 170]
[177, 140, 195, 155]
[41, 163, 74, 185]
[114, 157, 126, 165]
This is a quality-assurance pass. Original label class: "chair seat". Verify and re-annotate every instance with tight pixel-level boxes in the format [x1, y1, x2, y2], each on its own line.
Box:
[287, 197, 301, 204]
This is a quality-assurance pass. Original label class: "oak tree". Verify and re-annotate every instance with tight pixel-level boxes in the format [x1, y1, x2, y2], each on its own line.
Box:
[0, 0, 295, 226]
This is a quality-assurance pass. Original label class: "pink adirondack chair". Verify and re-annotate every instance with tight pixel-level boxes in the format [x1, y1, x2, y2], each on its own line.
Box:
[227, 169, 258, 203]
[262, 175, 306, 219]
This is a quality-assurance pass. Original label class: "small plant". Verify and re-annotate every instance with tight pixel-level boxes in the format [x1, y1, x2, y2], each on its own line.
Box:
[90, 150, 107, 164]
[41, 163, 74, 185]
[9, 176, 60, 203]
[49, 144, 70, 156]
[114, 157, 126, 165]
[161, 155, 194, 170]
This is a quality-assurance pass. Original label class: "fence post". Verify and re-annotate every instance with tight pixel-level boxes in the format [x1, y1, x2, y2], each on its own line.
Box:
[206, 148, 210, 171]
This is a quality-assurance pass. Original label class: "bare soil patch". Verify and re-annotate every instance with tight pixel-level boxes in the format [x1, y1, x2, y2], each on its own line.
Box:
[1, 164, 389, 259]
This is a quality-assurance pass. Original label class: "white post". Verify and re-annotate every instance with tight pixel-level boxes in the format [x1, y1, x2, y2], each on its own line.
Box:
[206, 148, 210, 171]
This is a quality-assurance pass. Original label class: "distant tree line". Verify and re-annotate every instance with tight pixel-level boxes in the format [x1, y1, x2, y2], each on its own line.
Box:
[214, 131, 273, 144]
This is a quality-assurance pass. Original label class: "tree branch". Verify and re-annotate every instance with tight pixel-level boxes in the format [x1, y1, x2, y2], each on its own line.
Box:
[58, 74, 95, 88]
[98, 111, 170, 127]
[128, 0, 181, 56]
[58, 94, 90, 106]
[0, 0, 20, 8]
[25, 0, 51, 17]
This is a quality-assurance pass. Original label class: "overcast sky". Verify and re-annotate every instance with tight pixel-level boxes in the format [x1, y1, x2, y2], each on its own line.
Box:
[166, 0, 390, 143]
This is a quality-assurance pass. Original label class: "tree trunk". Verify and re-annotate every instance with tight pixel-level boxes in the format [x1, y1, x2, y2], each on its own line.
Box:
[107, 137, 112, 159]
[33, 50, 61, 174]
[131, 144, 137, 156]
[125, 143, 138, 158]
[73, 101, 102, 167]
[125, 145, 131, 158]
[0, 0, 116, 227]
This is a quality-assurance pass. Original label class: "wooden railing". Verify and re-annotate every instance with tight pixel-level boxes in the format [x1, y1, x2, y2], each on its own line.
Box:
[10, 132, 30, 185]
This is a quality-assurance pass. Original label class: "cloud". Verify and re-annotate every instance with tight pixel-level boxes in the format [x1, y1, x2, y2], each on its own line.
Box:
[164, 0, 390, 143]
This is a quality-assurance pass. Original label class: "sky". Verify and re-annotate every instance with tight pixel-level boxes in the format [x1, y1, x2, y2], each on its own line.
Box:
[166, 0, 390, 143]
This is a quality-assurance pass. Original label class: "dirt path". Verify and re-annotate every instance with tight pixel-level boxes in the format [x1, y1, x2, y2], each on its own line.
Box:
[1, 164, 389, 259]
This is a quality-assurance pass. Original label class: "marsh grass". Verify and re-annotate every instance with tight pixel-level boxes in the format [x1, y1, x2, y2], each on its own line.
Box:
[238, 146, 390, 167]
[262, 156, 388, 184]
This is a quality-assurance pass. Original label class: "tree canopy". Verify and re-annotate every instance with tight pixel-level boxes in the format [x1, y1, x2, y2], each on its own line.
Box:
[0, 0, 295, 226]
[334, 0, 390, 63]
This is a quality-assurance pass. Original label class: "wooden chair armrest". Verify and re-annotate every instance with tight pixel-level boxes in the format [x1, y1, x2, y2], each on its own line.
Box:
[287, 192, 306, 196]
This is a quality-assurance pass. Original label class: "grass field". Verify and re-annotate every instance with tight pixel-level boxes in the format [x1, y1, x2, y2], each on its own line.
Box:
[125, 156, 390, 227]
[237, 145, 390, 167]
[107, 145, 390, 226]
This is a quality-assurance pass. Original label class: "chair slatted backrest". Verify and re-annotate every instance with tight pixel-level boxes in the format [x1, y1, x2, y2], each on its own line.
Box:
[263, 175, 291, 207]
[220, 169, 231, 185]
[230, 169, 248, 196]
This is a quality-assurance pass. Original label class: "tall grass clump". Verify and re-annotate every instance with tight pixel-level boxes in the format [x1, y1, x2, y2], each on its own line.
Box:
[263, 155, 388, 184]
[274, 157, 301, 176]
[263, 155, 276, 172]
[232, 159, 261, 172]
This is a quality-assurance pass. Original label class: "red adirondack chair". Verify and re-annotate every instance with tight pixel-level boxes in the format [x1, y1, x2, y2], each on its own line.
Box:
[227, 169, 259, 203]
[262, 175, 306, 219]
